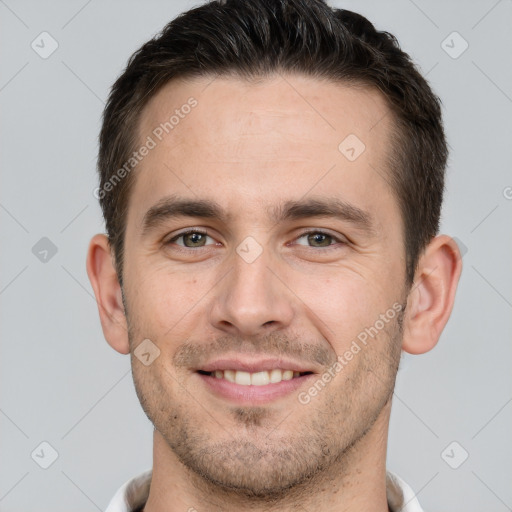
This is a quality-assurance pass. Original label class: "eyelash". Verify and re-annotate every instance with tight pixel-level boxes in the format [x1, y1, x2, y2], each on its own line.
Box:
[165, 228, 347, 251]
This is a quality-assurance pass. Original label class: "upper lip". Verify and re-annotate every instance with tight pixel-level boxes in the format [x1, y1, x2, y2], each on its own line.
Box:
[197, 357, 318, 374]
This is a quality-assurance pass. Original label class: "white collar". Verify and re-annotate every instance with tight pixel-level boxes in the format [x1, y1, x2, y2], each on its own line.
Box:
[105, 469, 424, 512]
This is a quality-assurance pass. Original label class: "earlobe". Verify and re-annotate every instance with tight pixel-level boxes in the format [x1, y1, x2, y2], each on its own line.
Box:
[86, 234, 130, 355]
[401, 235, 462, 355]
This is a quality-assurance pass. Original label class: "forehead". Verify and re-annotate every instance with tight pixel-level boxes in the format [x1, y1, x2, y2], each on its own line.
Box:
[130, 74, 397, 226]
[139, 74, 391, 151]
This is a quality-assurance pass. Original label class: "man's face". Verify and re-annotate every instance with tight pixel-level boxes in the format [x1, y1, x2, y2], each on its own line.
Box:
[122, 75, 408, 496]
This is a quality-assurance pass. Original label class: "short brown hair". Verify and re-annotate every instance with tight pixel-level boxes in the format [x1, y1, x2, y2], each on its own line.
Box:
[97, 0, 447, 288]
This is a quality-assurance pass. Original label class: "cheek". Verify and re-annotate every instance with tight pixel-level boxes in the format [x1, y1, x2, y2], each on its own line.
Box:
[127, 268, 210, 337]
[295, 270, 398, 351]
[131, 355, 182, 432]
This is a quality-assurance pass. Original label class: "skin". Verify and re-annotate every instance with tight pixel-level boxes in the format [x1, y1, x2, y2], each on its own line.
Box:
[87, 74, 462, 512]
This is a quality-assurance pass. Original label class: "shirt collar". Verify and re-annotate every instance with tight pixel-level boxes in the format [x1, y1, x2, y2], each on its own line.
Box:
[105, 469, 424, 512]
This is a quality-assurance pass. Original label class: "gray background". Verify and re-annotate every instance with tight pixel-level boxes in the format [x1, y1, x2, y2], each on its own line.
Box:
[1, 0, 511, 510]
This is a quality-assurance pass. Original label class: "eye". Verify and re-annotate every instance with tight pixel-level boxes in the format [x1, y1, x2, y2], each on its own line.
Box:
[294, 230, 344, 248]
[167, 229, 216, 248]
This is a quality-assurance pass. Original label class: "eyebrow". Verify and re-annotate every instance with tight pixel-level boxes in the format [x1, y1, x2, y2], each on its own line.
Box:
[140, 194, 376, 238]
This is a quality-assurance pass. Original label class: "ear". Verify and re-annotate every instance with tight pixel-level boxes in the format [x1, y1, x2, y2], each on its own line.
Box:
[86, 234, 130, 355]
[402, 235, 462, 354]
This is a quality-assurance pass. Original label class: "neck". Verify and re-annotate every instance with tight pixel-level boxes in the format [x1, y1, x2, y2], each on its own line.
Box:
[143, 402, 392, 512]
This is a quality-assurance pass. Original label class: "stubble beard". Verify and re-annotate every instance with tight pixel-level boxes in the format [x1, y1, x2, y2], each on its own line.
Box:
[126, 300, 404, 503]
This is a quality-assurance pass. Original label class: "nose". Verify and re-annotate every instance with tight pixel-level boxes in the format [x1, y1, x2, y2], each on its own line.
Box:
[208, 248, 295, 337]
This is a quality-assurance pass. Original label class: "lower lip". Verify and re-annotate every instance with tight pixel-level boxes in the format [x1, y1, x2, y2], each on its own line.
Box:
[196, 372, 315, 404]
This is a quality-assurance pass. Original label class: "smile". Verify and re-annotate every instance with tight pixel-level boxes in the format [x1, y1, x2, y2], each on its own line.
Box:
[197, 369, 312, 386]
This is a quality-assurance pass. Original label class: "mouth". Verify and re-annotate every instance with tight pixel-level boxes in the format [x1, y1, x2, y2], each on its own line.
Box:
[195, 362, 317, 404]
[197, 368, 313, 386]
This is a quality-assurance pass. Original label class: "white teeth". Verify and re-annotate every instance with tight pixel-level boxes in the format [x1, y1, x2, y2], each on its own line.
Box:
[251, 371, 270, 386]
[282, 370, 293, 381]
[209, 369, 304, 386]
[235, 371, 252, 385]
[223, 370, 236, 383]
[269, 369, 282, 383]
